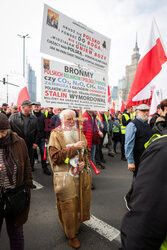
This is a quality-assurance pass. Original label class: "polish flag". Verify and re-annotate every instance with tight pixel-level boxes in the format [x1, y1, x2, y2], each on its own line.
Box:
[113, 102, 115, 110]
[110, 102, 115, 114]
[127, 20, 167, 107]
[149, 90, 160, 120]
[17, 86, 30, 106]
[119, 96, 126, 112]
[108, 85, 112, 103]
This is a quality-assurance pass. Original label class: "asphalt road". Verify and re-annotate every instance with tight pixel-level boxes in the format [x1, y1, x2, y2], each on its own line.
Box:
[1, 147, 132, 250]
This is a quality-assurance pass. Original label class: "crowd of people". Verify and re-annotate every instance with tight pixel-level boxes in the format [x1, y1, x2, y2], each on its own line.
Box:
[0, 99, 167, 249]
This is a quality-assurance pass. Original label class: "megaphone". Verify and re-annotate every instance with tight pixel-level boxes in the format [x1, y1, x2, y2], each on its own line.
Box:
[42, 143, 47, 161]
[90, 161, 101, 175]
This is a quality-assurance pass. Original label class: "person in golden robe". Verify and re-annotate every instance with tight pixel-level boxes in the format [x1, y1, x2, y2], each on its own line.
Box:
[49, 109, 92, 249]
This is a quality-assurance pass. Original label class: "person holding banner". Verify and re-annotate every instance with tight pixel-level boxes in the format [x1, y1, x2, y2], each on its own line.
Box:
[49, 109, 91, 249]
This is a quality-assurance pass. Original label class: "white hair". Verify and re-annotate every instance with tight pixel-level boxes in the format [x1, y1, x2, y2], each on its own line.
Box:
[59, 109, 76, 121]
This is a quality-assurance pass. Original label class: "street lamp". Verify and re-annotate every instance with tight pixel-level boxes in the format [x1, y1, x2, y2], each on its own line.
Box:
[17, 34, 30, 78]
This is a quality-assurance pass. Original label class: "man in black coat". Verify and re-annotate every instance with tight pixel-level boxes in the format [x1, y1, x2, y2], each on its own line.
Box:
[9, 100, 39, 172]
[32, 102, 51, 175]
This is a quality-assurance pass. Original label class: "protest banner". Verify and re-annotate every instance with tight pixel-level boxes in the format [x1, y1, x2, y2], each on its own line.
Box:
[41, 4, 111, 72]
[41, 58, 108, 111]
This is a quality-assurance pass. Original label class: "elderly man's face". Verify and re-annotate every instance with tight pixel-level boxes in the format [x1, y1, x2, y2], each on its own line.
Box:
[64, 113, 75, 129]
[138, 110, 149, 121]
[0, 129, 8, 139]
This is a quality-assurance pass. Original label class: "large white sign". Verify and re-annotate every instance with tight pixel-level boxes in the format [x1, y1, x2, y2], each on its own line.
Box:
[41, 58, 108, 111]
[41, 4, 111, 72]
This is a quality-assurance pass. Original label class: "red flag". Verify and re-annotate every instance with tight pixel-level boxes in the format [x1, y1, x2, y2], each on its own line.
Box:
[119, 96, 126, 112]
[110, 108, 115, 114]
[127, 20, 167, 107]
[110, 102, 115, 114]
[121, 101, 126, 112]
[108, 85, 111, 103]
[17, 87, 30, 106]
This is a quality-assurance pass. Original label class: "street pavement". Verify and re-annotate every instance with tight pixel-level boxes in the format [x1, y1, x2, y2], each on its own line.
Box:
[1, 147, 132, 250]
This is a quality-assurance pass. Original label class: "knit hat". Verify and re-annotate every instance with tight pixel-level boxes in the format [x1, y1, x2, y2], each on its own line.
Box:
[0, 113, 10, 130]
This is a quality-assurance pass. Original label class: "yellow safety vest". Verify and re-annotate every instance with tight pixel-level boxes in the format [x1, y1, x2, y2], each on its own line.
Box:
[161, 237, 167, 250]
[112, 119, 120, 133]
[96, 115, 101, 129]
[104, 114, 109, 132]
[144, 134, 167, 149]
[131, 112, 136, 120]
[45, 111, 48, 118]
[121, 113, 130, 134]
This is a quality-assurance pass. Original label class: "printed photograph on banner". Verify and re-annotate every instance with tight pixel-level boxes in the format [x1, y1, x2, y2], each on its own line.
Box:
[41, 4, 111, 72]
[43, 59, 50, 70]
[41, 58, 108, 111]
[46, 9, 59, 29]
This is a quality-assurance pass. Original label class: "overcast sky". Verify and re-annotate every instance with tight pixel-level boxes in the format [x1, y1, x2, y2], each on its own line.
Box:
[1, 0, 167, 103]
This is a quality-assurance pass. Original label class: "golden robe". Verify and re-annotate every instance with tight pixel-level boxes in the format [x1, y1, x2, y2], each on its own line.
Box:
[49, 126, 92, 239]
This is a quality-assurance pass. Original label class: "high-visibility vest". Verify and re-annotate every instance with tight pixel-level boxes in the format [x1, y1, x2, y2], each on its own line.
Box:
[112, 119, 120, 133]
[96, 115, 101, 129]
[131, 112, 136, 120]
[121, 113, 130, 134]
[161, 237, 167, 250]
[96, 114, 109, 132]
[45, 111, 49, 118]
[144, 134, 167, 149]
[104, 114, 109, 132]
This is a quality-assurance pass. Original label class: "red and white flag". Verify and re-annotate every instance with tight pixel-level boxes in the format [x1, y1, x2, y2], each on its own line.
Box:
[17, 86, 30, 106]
[149, 90, 160, 120]
[127, 20, 167, 107]
[108, 85, 112, 103]
[110, 102, 115, 114]
[119, 96, 126, 112]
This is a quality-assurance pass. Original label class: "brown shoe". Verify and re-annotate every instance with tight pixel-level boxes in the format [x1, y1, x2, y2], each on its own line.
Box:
[68, 237, 80, 248]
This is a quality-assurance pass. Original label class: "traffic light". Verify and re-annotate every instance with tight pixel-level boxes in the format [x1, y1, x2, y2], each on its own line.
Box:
[3, 78, 5, 84]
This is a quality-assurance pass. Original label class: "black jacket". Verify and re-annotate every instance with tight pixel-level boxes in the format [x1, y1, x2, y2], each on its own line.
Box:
[149, 112, 160, 128]
[120, 136, 167, 250]
[9, 112, 39, 145]
[32, 111, 48, 141]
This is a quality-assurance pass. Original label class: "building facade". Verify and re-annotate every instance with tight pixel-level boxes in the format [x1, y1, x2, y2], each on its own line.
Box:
[124, 39, 140, 103]
[27, 63, 36, 102]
